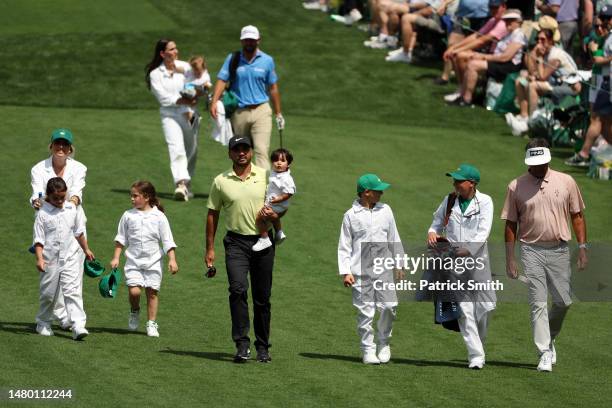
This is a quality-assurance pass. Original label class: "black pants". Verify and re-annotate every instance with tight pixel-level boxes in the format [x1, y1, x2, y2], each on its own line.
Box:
[223, 231, 275, 350]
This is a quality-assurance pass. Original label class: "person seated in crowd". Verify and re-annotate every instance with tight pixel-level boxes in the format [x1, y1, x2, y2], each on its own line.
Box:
[435, 0, 491, 85]
[365, 0, 423, 49]
[505, 27, 581, 136]
[443, 0, 508, 103]
[452, 9, 526, 106]
[385, 0, 457, 63]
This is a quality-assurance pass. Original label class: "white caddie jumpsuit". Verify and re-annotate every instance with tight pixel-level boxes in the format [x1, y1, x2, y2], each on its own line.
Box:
[33, 201, 87, 329]
[149, 60, 200, 185]
[30, 157, 87, 326]
[428, 190, 496, 365]
[338, 200, 404, 352]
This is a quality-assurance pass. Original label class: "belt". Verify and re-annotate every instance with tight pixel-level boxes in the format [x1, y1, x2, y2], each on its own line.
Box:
[243, 103, 264, 110]
[226, 230, 260, 239]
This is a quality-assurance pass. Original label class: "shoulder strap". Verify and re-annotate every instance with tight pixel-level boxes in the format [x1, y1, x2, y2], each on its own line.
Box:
[443, 192, 457, 227]
[228, 51, 241, 86]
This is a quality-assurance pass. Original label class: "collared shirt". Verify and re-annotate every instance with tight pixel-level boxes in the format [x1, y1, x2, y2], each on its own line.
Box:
[149, 60, 192, 113]
[550, 0, 579, 23]
[33, 201, 86, 264]
[207, 165, 268, 235]
[501, 168, 585, 243]
[266, 170, 296, 210]
[217, 50, 278, 107]
[478, 17, 509, 53]
[30, 157, 87, 205]
[114, 207, 176, 270]
[337, 200, 404, 276]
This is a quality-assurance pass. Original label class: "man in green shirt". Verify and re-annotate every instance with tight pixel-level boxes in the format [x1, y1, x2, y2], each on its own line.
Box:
[205, 135, 275, 363]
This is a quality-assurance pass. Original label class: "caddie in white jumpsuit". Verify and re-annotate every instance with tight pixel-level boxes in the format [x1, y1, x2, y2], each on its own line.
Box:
[427, 164, 495, 369]
[33, 201, 89, 336]
[338, 174, 403, 365]
[30, 129, 87, 330]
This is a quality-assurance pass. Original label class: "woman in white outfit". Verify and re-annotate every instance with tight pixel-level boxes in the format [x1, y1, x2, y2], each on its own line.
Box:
[30, 128, 87, 331]
[145, 38, 200, 201]
[427, 164, 495, 369]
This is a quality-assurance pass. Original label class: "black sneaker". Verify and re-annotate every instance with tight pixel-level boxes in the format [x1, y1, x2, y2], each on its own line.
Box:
[233, 344, 251, 363]
[433, 77, 449, 86]
[256, 348, 271, 363]
[564, 153, 590, 167]
[449, 98, 474, 108]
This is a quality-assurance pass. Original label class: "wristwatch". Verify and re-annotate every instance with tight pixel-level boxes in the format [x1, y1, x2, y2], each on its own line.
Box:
[578, 243, 589, 250]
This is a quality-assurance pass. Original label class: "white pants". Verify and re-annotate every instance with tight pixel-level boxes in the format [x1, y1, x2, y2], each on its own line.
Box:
[160, 110, 199, 184]
[37, 252, 86, 328]
[458, 302, 490, 364]
[352, 275, 397, 352]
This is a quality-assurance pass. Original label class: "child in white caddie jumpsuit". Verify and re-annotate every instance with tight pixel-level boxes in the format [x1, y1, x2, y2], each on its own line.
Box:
[179, 55, 212, 126]
[110, 181, 178, 337]
[252, 148, 296, 251]
[33, 177, 94, 340]
[338, 173, 403, 364]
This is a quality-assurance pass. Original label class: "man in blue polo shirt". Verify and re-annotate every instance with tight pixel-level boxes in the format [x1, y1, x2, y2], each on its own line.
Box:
[210, 25, 284, 170]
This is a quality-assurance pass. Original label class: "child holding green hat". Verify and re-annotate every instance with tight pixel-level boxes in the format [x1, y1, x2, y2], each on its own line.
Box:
[337, 173, 404, 365]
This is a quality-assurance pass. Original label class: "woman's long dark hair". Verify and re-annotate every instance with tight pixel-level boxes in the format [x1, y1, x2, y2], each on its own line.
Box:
[145, 39, 172, 89]
[132, 180, 164, 212]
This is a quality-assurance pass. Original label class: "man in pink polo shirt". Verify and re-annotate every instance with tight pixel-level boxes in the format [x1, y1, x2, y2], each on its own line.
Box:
[501, 138, 588, 373]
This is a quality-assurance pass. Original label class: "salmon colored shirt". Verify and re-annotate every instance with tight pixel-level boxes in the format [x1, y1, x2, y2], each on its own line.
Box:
[501, 168, 585, 244]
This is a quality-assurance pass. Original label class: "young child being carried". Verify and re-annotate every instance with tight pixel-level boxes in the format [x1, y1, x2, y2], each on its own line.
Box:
[110, 181, 178, 337]
[177, 55, 212, 127]
[252, 148, 296, 251]
[33, 177, 95, 340]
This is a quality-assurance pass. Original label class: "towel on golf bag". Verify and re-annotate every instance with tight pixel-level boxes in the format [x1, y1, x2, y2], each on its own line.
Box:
[211, 100, 233, 146]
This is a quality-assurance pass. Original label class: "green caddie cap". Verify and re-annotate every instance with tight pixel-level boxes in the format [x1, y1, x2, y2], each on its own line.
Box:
[446, 164, 481, 183]
[357, 173, 391, 193]
[99, 268, 122, 298]
[84, 259, 105, 278]
[50, 128, 73, 145]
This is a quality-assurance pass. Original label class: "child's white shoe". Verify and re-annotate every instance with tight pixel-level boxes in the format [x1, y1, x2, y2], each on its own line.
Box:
[146, 320, 159, 337]
[252, 237, 272, 252]
[72, 326, 89, 341]
[275, 230, 287, 245]
[377, 344, 391, 363]
[362, 351, 381, 365]
[36, 323, 54, 336]
[128, 310, 140, 331]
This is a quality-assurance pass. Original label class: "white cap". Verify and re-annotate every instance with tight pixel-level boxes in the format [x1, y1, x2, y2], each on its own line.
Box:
[240, 25, 260, 40]
[524, 147, 552, 166]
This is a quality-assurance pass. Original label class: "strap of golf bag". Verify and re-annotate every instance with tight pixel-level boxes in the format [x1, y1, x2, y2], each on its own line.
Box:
[227, 51, 241, 89]
[443, 192, 457, 227]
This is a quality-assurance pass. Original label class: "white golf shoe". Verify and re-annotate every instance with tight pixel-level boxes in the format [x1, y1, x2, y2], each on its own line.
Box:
[174, 183, 189, 201]
[377, 344, 391, 363]
[444, 91, 461, 103]
[146, 320, 159, 337]
[468, 358, 485, 370]
[252, 237, 273, 252]
[275, 230, 287, 245]
[72, 326, 89, 340]
[36, 323, 54, 336]
[385, 51, 412, 63]
[537, 351, 553, 372]
[362, 351, 381, 365]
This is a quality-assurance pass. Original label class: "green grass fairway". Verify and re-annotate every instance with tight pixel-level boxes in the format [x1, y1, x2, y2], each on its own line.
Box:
[1, 1, 611, 407]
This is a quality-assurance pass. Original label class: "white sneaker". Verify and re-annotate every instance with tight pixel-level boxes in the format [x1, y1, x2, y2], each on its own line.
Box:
[537, 351, 553, 372]
[59, 319, 72, 331]
[174, 183, 188, 201]
[72, 326, 89, 340]
[302, 2, 323, 10]
[504, 112, 515, 126]
[386, 36, 398, 48]
[36, 323, 54, 336]
[146, 320, 159, 337]
[468, 358, 485, 369]
[387, 47, 404, 57]
[362, 351, 381, 365]
[349, 9, 363, 24]
[444, 91, 461, 103]
[128, 310, 140, 331]
[252, 237, 273, 252]
[509, 115, 529, 137]
[377, 344, 391, 363]
[275, 230, 287, 245]
[385, 51, 412, 63]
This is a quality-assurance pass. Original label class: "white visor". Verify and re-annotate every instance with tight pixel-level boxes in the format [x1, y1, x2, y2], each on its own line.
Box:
[525, 147, 552, 166]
